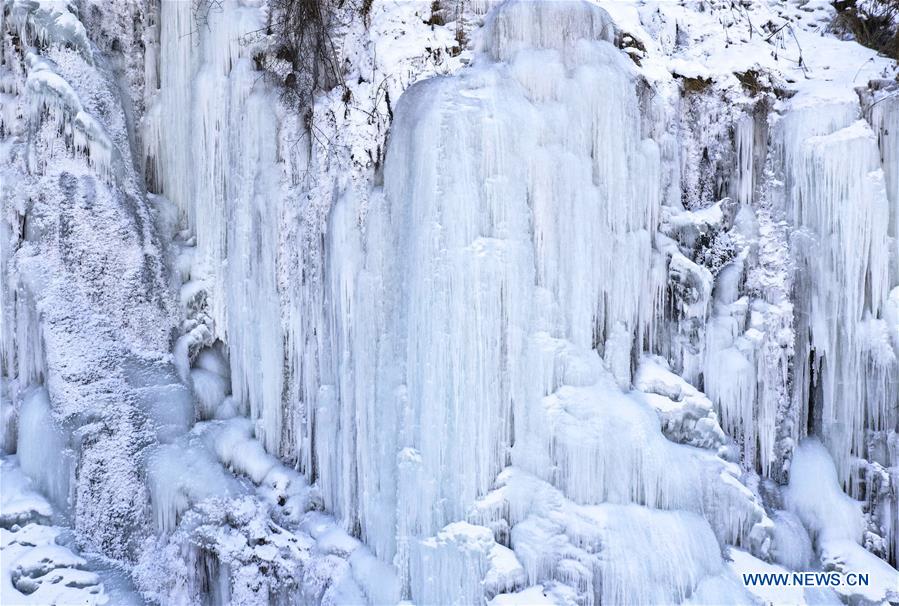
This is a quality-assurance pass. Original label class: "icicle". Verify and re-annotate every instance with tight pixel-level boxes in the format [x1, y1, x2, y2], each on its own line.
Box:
[17, 386, 73, 512]
[410, 522, 495, 605]
[865, 90, 899, 281]
[484, 0, 617, 64]
[5, 0, 93, 64]
[483, 469, 736, 606]
[20, 54, 117, 181]
[8, 284, 45, 392]
[733, 114, 755, 206]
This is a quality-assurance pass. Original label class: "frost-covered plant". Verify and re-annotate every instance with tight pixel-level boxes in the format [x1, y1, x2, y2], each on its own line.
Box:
[694, 230, 737, 276]
[192, 0, 224, 32]
[258, 0, 345, 113]
[832, 0, 899, 57]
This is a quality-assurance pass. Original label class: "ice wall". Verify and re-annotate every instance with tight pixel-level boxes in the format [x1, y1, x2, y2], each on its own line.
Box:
[140, 0, 898, 601]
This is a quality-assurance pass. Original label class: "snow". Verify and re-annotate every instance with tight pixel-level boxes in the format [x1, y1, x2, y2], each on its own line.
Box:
[635, 355, 728, 450]
[817, 539, 899, 604]
[1, 523, 107, 606]
[146, 439, 244, 535]
[0, 455, 143, 606]
[0, 456, 52, 527]
[489, 585, 555, 606]
[784, 439, 865, 546]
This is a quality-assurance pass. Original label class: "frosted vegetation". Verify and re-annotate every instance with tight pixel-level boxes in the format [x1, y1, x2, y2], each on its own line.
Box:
[1, 0, 897, 605]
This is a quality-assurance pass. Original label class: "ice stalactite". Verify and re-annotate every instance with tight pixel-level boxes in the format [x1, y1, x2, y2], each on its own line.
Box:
[0, 281, 45, 406]
[693, 86, 898, 568]
[733, 114, 756, 208]
[274, 0, 496, 562]
[863, 85, 898, 280]
[16, 386, 73, 512]
[860, 86, 899, 567]
[765, 91, 898, 570]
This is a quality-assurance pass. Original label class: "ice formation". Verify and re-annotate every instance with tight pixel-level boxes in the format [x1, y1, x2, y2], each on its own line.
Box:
[1, 0, 898, 604]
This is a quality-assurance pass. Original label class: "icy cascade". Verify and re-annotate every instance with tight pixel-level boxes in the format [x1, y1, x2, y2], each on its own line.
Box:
[296, 2, 782, 603]
[313, 0, 664, 567]
[700, 112, 795, 482]
[144, 0, 285, 453]
[776, 101, 898, 494]
[3, 0, 898, 602]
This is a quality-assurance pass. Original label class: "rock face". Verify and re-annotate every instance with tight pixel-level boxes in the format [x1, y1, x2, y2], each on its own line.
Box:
[1, 0, 897, 604]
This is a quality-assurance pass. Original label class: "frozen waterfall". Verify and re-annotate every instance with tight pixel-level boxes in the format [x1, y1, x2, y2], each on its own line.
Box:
[1, 0, 898, 604]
